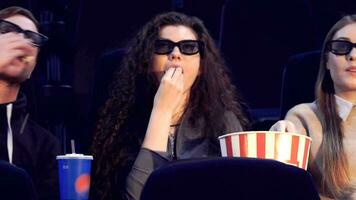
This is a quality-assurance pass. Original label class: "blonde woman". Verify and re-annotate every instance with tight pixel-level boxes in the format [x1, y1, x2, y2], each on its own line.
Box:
[271, 15, 356, 199]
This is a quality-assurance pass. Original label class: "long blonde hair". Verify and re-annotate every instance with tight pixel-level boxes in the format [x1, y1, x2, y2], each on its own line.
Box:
[315, 14, 356, 198]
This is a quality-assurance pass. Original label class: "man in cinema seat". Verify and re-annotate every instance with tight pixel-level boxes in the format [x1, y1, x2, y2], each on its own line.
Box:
[0, 6, 60, 200]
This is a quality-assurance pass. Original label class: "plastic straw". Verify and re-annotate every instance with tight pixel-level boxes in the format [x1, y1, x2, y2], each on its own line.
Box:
[71, 139, 76, 154]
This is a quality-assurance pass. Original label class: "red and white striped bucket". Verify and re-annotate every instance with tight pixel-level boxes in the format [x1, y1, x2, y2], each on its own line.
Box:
[218, 131, 312, 170]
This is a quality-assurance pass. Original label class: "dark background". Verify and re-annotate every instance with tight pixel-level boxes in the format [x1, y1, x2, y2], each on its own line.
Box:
[1, 0, 355, 153]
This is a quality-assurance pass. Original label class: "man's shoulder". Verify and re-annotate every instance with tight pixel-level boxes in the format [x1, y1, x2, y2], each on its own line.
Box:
[25, 119, 58, 142]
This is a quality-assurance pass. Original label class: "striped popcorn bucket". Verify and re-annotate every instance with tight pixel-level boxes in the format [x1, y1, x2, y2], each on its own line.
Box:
[218, 131, 312, 170]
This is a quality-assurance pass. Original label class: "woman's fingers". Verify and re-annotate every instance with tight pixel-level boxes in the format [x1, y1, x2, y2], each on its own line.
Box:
[285, 120, 297, 132]
[171, 67, 183, 80]
[175, 68, 184, 90]
[154, 66, 184, 112]
[163, 67, 175, 80]
[162, 67, 183, 85]
[171, 67, 177, 78]
[270, 120, 297, 132]
[269, 121, 285, 131]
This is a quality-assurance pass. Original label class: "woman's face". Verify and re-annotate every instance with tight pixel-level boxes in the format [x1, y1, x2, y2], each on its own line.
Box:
[151, 25, 201, 93]
[327, 23, 356, 93]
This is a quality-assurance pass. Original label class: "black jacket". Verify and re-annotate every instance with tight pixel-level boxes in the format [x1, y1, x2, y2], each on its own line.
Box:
[0, 93, 60, 200]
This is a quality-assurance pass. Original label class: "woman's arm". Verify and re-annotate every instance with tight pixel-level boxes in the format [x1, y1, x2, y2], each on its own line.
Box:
[125, 67, 185, 199]
[270, 104, 309, 135]
[142, 67, 184, 151]
[125, 148, 169, 200]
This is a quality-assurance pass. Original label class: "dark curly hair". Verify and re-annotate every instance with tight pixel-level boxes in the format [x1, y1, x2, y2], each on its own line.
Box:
[90, 11, 249, 200]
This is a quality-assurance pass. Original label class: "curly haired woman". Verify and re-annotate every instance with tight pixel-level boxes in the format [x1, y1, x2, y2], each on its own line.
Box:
[91, 12, 249, 200]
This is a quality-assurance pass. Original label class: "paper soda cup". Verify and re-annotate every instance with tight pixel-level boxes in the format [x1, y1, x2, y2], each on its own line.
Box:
[57, 154, 93, 200]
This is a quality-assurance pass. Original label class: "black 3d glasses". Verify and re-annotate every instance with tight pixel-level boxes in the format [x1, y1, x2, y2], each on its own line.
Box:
[327, 40, 356, 55]
[154, 39, 204, 56]
[0, 19, 48, 47]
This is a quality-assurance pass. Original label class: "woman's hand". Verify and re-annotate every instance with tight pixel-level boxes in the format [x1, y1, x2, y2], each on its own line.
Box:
[142, 66, 184, 151]
[153, 66, 184, 115]
[269, 120, 297, 132]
